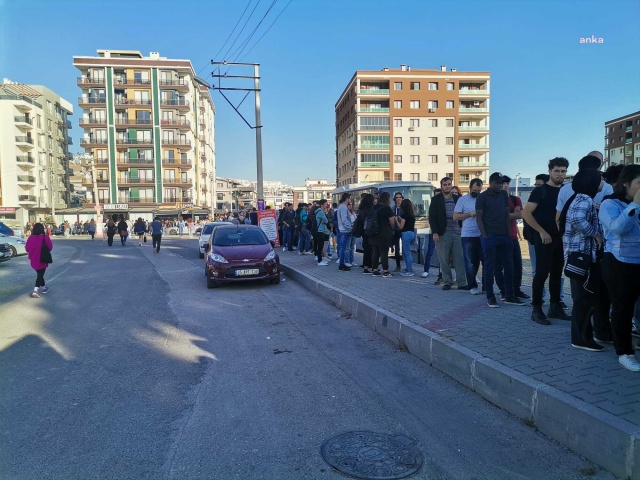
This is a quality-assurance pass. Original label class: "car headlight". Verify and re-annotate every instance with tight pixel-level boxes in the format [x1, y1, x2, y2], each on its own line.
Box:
[264, 250, 276, 262]
[209, 253, 228, 263]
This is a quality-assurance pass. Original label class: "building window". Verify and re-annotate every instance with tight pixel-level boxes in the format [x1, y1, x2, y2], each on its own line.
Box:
[394, 119, 402, 127]
[446, 119, 454, 127]
[428, 155, 438, 163]
[361, 153, 390, 163]
[428, 119, 438, 127]
[428, 173, 438, 182]
[447, 82, 455, 91]
[410, 173, 420, 181]
[410, 82, 420, 90]
[394, 82, 402, 90]
[217, 182, 224, 188]
[428, 100, 439, 110]
[410, 137, 420, 145]
[394, 137, 402, 145]
[394, 173, 403, 181]
[428, 82, 438, 91]
[446, 137, 454, 145]
[447, 155, 454, 163]
[410, 119, 420, 128]
[394, 100, 402, 109]
[410, 100, 420, 109]
[217, 193, 224, 200]
[394, 155, 402, 163]
[360, 116, 390, 130]
[446, 100, 454, 109]
[428, 137, 438, 146]
[410, 155, 420, 164]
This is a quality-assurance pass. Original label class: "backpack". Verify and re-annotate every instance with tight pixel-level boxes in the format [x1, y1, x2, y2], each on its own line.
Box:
[352, 214, 364, 238]
[308, 210, 319, 235]
[523, 185, 546, 243]
[293, 209, 303, 231]
[364, 207, 380, 236]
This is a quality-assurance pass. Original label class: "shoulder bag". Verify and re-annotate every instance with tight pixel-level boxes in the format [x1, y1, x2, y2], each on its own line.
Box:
[40, 236, 53, 264]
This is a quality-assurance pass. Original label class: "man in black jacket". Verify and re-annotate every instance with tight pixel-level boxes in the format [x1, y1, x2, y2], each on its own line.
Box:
[428, 177, 467, 290]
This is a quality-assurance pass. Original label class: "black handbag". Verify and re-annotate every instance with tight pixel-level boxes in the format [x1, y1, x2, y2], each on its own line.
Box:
[40, 236, 53, 264]
[564, 251, 592, 279]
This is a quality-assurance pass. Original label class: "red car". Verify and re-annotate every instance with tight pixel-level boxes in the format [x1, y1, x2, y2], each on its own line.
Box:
[204, 225, 280, 288]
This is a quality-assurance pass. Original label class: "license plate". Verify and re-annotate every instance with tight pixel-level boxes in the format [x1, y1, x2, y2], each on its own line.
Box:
[235, 268, 259, 276]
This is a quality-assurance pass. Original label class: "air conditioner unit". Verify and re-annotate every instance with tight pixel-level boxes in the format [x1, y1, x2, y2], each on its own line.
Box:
[473, 101, 480, 106]
[408, 127, 415, 131]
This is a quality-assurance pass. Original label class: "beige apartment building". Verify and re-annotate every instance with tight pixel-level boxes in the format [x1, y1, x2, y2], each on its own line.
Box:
[0, 80, 73, 225]
[335, 65, 490, 191]
[292, 178, 336, 205]
[73, 49, 215, 220]
[604, 111, 640, 168]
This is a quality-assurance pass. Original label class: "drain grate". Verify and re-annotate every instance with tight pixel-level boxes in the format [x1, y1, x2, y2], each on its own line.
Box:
[320, 431, 423, 480]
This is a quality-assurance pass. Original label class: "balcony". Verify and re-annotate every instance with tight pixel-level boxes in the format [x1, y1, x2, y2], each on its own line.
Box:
[626, 126, 632, 132]
[96, 158, 110, 164]
[360, 161, 390, 168]
[66, 120, 73, 129]
[115, 118, 153, 127]
[18, 195, 37, 204]
[15, 136, 34, 145]
[78, 96, 106, 106]
[81, 137, 108, 147]
[117, 157, 155, 167]
[77, 76, 105, 87]
[161, 139, 191, 148]
[67, 137, 73, 145]
[117, 196, 156, 204]
[17, 175, 36, 184]
[114, 98, 152, 107]
[359, 107, 390, 113]
[160, 119, 191, 129]
[116, 138, 154, 148]
[457, 180, 471, 185]
[96, 178, 110, 184]
[161, 158, 192, 166]
[80, 117, 107, 127]
[118, 177, 156, 185]
[459, 88, 490, 96]
[359, 89, 390, 95]
[160, 99, 190, 110]
[165, 197, 193, 204]
[16, 155, 36, 167]
[458, 143, 488, 149]
[458, 161, 489, 168]
[163, 178, 193, 187]
[159, 80, 189, 91]
[359, 143, 390, 149]
[14, 116, 33, 127]
[459, 107, 489, 114]
[458, 125, 488, 131]
[113, 78, 152, 87]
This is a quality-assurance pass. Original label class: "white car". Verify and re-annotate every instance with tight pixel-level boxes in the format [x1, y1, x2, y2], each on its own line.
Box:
[198, 222, 233, 258]
[0, 233, 27, 257]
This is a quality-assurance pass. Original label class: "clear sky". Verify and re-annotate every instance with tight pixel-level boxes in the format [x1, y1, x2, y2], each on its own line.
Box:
[1, 0, 639, 186]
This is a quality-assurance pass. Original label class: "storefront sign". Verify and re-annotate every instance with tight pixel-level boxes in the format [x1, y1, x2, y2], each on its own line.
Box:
[103, 204, 129, 210]
[257, 209, 279, 247]
[181, 203, 194, 208]
[0, 207, 16, 214]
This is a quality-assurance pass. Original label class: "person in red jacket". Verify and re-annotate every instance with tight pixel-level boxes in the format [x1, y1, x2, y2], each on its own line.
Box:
[25, 222, 53, 298]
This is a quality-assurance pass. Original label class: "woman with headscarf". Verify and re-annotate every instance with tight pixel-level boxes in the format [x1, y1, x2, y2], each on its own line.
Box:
[105, 218, 117, 246]
[559, 168, 604, 352]
[117, 215, 128, 246]
[25, 222, 53, 298]
[599, 165, 640, 372]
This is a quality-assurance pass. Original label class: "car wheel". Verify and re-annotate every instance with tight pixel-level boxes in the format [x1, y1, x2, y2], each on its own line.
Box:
[270, 273, 281, 285]
[207, 275, 217, 289]
[8, 246, 17, 257]
[199, 252, 204, 259]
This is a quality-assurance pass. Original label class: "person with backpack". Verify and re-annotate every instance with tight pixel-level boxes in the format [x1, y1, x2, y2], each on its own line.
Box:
[522, 157, 572, 324]
[117, 215, 128, 246]
[314, 200, 330, 266]
[354, 193, 375, 274]
[25, 222, 53, 298]
[367, 192, 397, 278]
[297, 203, 312, 255]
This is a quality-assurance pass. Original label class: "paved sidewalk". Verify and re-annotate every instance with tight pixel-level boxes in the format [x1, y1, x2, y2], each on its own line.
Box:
[280, 250, 640, 480]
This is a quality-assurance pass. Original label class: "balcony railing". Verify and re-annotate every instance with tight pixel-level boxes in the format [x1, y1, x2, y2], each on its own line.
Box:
[159, 80, 189, 87]
[360, 143, 390, 149]
[116, 138, 154, 145]
[165, 197, 193, 203]
[161, 158, 192, 165]
[117, 157, 155, 164]
[66, 120, 72, 129]
[459, 108, 489, 113]
[113, 78, 151, 86]
[97, 179, 109, 184]
[458, 144, 488, 149]
[114, 98, 152, 106]
[96, 158, 110, 164]
[77, 76, 105, 85]
[78, 96, 106, 104]
[117, 197, 156, 203]
[457, 180, 471, 185]
[359, 89, 390, 95]
[80, 117, 106, 126]
[161, 139, 191, 147]
[18, 195, 37, 202]
[458, 125, 488, 131]
[360, 162, 390, 167]
[160, 99, 190, 107]
[15, 136, 33, 144]
[458, 161, 488, 167]
[17, 175, 36, 183]
[81, 137, 108, 145]
[163, 178, 193, 186]
[115, 118, 153, 125]
[118, 177, 156, 184]
[459, 89, 489, 95]
[67, 137, 73, 145]
[160, 119, 191, 127]
[16, 155, 35, 164]
[359, 107, 390, 113]
[14, 116, 33, 125]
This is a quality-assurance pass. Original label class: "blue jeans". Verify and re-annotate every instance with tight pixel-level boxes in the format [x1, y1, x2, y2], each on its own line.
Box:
[297, 228, 311, 253]
[481, 235, 514, 300]
[401, 231, 415, 272]
[327, 233, 335, 255]
[349, 235, 356, 264]
[461, 237, 484, 289]
[282, 226, 294, 250]
[337, 231, 352, 266]
[496, 238, 523, 294]
[423, 234, 436, 273]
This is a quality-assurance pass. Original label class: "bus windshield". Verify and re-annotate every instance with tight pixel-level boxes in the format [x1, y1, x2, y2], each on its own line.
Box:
[379, 185, 432, 218]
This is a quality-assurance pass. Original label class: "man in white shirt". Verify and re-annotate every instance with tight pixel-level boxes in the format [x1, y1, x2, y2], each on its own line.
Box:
[453, 178, 484, 295]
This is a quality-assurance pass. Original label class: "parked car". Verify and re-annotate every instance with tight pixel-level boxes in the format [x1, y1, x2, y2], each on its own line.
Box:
[203, 225, 280, 288]
[0, 243, 12, 263]
[198, 221, 233, 258]
[0, 222, 15, 236]
[0, 233, 26, 257]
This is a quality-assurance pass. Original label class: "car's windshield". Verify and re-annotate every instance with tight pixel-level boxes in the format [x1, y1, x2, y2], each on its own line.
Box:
[213, 229, 268, 246]
[202, 223, 230, 235]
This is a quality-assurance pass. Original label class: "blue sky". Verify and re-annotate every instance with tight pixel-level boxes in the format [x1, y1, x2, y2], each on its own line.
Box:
[1, 0, 639, 186]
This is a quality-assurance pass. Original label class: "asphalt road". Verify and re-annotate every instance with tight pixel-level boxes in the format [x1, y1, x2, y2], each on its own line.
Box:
[0, 237, 614, 479]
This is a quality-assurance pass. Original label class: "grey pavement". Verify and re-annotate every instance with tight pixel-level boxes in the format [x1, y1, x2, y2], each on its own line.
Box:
[0, 237, 614, 479]
[280, 249, 640, 480]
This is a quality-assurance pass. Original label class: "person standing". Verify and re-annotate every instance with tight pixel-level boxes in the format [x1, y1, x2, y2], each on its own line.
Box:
[453, 178, 484, 295]
[336, 192, 354, 271]
[105, 218, 117, 247]
[87, 219, 96, 240]
[392, 192, 404, 272]
[476, 172, 526, 307]
[150, 216, 163, 254]
[178, 217, 185, 237]
[357, 193, 375, 274]
[421, 188, 441, 279]
[117, 215, 128, 246]
[428, 177, 467, 290]
[314, 200, 330, 266]
[280, 203, 295, 252]
[396, 199, 416, 276]
[599, 165, 640, 372]
[522, 157, 572, 324]
[25, 222, 53, 298]
[133, 218, 146, 246]
[369, 192, 397, 278]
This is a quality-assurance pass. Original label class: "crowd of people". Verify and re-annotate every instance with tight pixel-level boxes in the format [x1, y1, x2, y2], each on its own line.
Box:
[274, 152, 640, 372]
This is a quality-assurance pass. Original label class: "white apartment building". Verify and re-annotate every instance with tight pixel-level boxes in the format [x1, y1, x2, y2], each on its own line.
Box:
[0, 80, 73, 225]
[292, 178, 336, 205]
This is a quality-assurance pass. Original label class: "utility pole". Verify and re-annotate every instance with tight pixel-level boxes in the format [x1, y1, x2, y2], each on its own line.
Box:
[209, 61, 264, 201]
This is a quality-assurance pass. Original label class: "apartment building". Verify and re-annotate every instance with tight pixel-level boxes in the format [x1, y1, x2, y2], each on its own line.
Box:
[215, 177, 255, 213]
[292, 178, 336, 205]
[604, 111, 640, 168]
[0, 79, 73, 224]
[73, 50, 215, 220]
[335, 65, 490, 191]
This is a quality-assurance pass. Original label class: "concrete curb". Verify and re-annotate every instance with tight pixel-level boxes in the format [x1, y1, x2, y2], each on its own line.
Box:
[282, 263, 640, 479]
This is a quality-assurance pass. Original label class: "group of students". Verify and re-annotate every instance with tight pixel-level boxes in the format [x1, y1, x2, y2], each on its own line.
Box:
[103, 215, 164, 253]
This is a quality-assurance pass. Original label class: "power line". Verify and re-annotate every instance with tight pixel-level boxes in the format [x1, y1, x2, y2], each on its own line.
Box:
[212, 0, 254, 61]
[238, 0, 293, 63]
[227, 0, 279, 63]
[223, 0, 263, 61]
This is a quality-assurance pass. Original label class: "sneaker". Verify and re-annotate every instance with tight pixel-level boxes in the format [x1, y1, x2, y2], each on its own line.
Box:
[435, 278, 444, 286]
[532, 308, 550, 325]
[335, 259, 340, 264]
[344, 263, 353, 267]
[282, 247, 286, 252]
[420, 272, 429, 278]
[40, 286, 49, 294]
[456, 285, 471, 291]
[619, 354, 640, 372]
[548, 303, 571, 320]
[394, 266, 402, 272]
[442, 284, 452, 291]
[469, 288, 481, 295]
[30, 290, 40, 298]
[504, 296, 527, 306]
[298, 251, 303, 255]
[499, 293, 506, 301]
[318, 261, 329, 266]
[400, 271, 415, 277]
[487, 297, 499, 308]
[372, 271, 382, 277]
[362, 269, 372, 275]
[338, 265, 352, 271]
[632, 328, 640, 338]
[572, 342, 605, 352]
[515, 291, 531, 300]
[559, 301, 569, 310]
[594, 336, 614, 344]
[381, 272, 393, 278]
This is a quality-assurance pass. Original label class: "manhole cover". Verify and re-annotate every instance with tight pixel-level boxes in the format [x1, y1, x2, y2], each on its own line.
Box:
[320, 431, 423, 480]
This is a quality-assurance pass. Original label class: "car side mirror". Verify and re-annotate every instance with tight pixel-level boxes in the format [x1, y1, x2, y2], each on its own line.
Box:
[204, 243, 210, 252]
